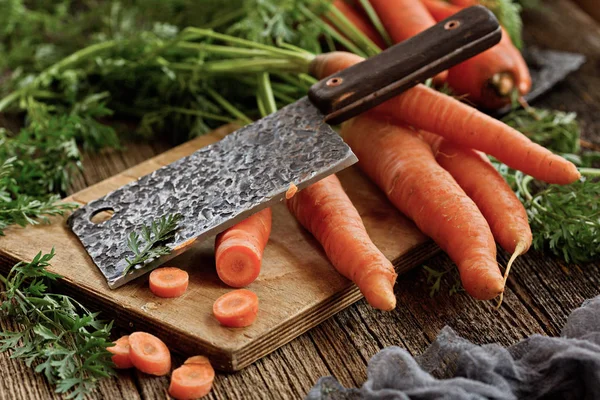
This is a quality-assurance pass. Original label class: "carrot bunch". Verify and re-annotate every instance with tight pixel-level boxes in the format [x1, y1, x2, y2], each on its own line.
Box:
[309, 51, 579, 302]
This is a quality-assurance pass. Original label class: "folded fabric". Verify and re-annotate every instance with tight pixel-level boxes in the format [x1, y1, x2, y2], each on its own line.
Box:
[306, 296, 600, 400]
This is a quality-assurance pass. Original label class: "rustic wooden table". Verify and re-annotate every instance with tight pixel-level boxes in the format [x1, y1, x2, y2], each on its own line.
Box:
[1, 0, 599, 398]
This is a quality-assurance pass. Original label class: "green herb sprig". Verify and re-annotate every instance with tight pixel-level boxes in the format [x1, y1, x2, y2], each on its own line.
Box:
[124, 213, 183, 275]
[423, 265, 464, 298]
[0, 249, 115, 400]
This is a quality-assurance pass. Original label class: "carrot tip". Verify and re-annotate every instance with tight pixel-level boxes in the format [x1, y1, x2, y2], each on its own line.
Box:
[361, 273, 397, 311]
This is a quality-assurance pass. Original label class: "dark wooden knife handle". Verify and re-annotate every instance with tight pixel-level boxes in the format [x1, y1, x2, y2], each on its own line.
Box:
[308, 5, 501, 125]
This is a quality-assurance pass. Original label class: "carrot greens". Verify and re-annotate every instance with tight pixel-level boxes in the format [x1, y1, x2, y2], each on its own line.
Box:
[494, 107, 600, 263]
[0, 249, 115, 400]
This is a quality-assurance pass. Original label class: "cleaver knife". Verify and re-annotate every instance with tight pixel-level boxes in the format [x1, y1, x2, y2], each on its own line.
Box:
[68, 6, 501, 288]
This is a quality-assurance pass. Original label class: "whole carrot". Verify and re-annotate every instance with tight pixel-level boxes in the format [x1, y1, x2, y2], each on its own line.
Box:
[309, 52, 580, 185]
[368, 0, 447, 81]
[342, 115, 504, 300]
[286, 174, 398, 310]
[418, 130, 532, 301]
[421, 0, 531, 107]
[332, 0, 386, 49]
[214, 208, 272, 288]
[419, 130, 532, 256]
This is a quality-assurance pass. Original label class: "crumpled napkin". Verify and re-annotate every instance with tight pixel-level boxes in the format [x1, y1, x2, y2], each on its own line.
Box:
[306, 296, 600, 400]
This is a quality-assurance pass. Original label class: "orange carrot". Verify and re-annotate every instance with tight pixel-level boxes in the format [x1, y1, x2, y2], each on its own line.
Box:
[213, 289, 259, 327]
[333, 0, 386, 49]
[107, 335, 134, 369]
[214, 208, 271, 288]
[149, 267, 189, 298]
[168, 360, 215, 400]
[421, 0, 532, 107]
[419, 130, 532, 305]
[419, 130, 532, 256]
[342, 115, 503, 300]
[128, 332, 171, 376]
[309, 52, 580, 185]
[286, 174, 398, 310]
[368, 0, 447, 81]
[184, 355, 211, 366]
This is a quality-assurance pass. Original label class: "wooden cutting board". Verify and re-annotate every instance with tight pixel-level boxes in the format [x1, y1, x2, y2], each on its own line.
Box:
[0, 124, 438, 371]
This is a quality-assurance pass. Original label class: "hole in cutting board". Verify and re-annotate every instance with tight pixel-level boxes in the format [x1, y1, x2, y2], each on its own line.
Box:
[90, 207, 115, 224]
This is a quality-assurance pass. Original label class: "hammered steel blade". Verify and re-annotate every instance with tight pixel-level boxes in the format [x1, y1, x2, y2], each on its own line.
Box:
[67, 97, 357, 288]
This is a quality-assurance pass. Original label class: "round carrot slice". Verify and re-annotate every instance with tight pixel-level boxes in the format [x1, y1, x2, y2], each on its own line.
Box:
[128, 332, 171, 376]
[149, 267, 189, 298]
[212, 289, 259, 328]
[107, 335, 134, 369]
[168, 362, 215, 400]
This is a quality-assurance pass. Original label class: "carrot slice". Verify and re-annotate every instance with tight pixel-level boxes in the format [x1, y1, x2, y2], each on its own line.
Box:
[107, 335, 133, 369]
[213, 289, 259, 328]
[169, 361, 215, 400]
[149, 267, 189, 298]
[128, 332, 171, 376]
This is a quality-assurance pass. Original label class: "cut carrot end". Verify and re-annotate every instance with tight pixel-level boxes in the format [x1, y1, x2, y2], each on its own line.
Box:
[169, 362, 215, 400]
[496, 241, 527, 309]
[128, 332, 171, 376]
[213, 289, 259, 328]
[216, 246, 261, 288]
[108, 335, 134, 369]
[149, 267, 189, 298]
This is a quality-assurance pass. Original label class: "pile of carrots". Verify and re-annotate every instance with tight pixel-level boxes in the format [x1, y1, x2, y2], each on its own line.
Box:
[114, 2, 582, 397]
[203, 0, 580, 310]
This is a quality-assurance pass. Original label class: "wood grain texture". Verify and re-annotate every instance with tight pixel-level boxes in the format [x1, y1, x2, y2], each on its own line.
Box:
[0, 1, 598, 399]
[0, 127, 436, 372]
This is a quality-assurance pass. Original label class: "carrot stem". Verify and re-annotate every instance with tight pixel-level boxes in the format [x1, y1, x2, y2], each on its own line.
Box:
[175, 42, 273, 57]
[357, 0, 393, 47]
[258, 73, 278, 115]
[325, 5, 381, 56]
[299, 5, 367, 58]
[201, 9, 245, 30]
[179, 28, 314, 62]
[205, 87, 252, 125]
[166, 58, 311, 75]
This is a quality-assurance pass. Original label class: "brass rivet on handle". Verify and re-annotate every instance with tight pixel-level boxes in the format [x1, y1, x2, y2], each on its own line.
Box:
[444, 20, 461, 30]
[326, 77, 343, 87]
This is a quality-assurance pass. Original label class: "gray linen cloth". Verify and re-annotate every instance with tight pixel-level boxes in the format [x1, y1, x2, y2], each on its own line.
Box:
[307, 296, 600, 400]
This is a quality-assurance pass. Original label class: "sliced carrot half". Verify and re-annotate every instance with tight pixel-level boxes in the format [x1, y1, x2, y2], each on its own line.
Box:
[107, 335, 134, 369]
[212, 289, 259, 328]
[128, 332, 171, 376]
[168, 362, 215, 400]
[149, 267, 189, 298]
